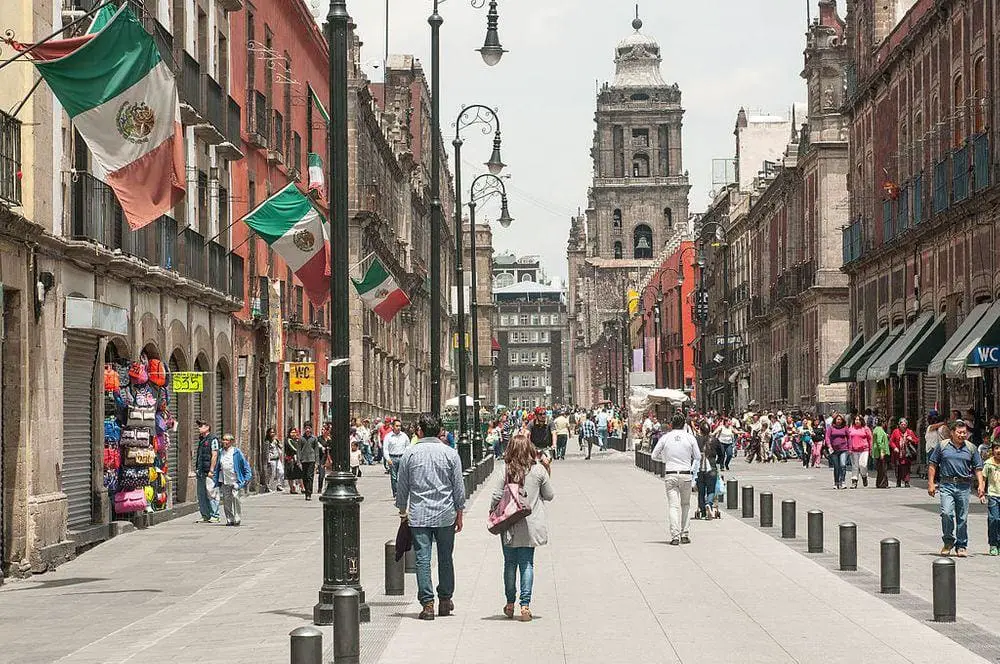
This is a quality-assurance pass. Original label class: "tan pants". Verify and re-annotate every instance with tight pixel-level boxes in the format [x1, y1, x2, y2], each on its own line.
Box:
[220, 483, 242, 525]
[663, 473, 692, 539]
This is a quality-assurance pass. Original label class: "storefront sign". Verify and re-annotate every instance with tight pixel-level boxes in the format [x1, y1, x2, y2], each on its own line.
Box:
[289, 362, 315, 392]
[172, 372, 204, 393]
[969, 346, 1000, 367]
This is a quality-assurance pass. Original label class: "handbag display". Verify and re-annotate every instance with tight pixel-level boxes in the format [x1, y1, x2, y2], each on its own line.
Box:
[125, 447, 156, 466]
[120, 428, 152, 447]
[113, 488, 148, 514]
[487, 479, 532, 534]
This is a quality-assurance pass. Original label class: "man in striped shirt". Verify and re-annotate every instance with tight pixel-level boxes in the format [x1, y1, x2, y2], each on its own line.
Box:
[581, 414, 598, 460]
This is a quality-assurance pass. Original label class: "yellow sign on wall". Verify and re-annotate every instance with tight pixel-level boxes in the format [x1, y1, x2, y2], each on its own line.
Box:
[289, 362, 316, 392]
[172, 372, 204, 393]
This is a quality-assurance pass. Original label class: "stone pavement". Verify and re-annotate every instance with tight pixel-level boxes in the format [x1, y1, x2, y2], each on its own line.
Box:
[0, 445, 991, 664]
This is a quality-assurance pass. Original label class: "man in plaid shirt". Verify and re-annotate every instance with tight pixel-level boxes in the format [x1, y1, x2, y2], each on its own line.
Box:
[581, 414, 598, 460]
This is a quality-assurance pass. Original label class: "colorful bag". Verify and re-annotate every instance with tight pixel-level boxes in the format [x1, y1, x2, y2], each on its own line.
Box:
[130, 384, 158, 408]
[128, 361, 148, 385]
[120, 428, 152, 447]
[126, 447, 156, 466]
[113, 489, 148, 514]
[103, 469, 118, 491]
[104, 365, 121, 392]
[147, 358, 167, 387]
[128, 406, 156, 427]
[119, 466, 148, 491]
[154, 432, 170, 455]
[487, 479, 532, 534]
[103, 446, 120, 470]
[104, 419, 121, 443]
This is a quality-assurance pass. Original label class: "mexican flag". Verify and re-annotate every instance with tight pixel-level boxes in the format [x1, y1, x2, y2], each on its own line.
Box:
[307, 153, 324, 194]
[16, 5, 184, 230]
[243, 182, 330, 306]
[352, 258, 411, 322]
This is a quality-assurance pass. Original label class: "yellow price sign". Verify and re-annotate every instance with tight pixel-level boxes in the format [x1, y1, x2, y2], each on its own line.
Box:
[289, 362, 315, 392]
[172, 372, 204, 393]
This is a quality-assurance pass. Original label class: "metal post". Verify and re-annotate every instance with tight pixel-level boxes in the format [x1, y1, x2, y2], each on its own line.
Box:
[676, 280, 684, 392]
[468, 200, 483, 460]
[722, 245, 730, 413]
[384, 541, 404, 596]
[759, 491, 773, 527]
[726, 480, 738, 509]
[741, 485, 754, 518]
[317, 0, 368, 626]
[404, 547, 416, 574]
[289, 626, 323, 664]
[839, 522, 858, 571]
[428, 0, 443, 417]
[332, 588, 360, 664]
[932, 557, 956, 622]
[880, 538, 900, 594]
[807, 509, 823, 553]
[452, 135, 470, 466]
[781, 499, 796, 539]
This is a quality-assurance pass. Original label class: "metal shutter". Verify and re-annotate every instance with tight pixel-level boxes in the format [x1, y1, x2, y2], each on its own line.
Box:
[167, 356, 181, 500]
[63, 331, 97, 528]
[215, 367, 225, 435]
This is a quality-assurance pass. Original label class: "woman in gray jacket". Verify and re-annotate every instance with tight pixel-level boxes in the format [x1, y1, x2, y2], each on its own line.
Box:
[490, 432, 554, 622]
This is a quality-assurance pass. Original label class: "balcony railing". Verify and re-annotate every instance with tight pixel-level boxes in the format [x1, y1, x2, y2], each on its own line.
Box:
[179, 227, 207, 283]
[121, 215, 177, 269]
[842, 218, 864, 265]
[0, 110, 21, 207]
[250, 90, 268, 144]
[207, 241, 227, 292]
[70, 171, 122, 247]
[178, 51, 203, 117]
[204, 75, 225, 134]
[229, 253, 245, 301]
[913, 173, 924, 224]
[933, 159, 949, 213]
[973, 133, 990, 192]
[226, 96, 241, 146]
[952, 144, 970, 203]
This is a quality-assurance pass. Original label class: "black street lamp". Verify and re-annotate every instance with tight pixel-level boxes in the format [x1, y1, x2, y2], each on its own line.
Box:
[428, 0, 507, 418]
[697, 221, 730, 413]
[467, 174, 512, 460]
[315, 0, 369, 625]
[452, 104, 504, 470]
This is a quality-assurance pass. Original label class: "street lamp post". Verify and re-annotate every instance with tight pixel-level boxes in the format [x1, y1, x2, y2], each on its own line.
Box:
[315, 0, 369, 625]
[467, 173, 513, 460]
[452, 104, 505, 470]
[698, 221, 730, 413]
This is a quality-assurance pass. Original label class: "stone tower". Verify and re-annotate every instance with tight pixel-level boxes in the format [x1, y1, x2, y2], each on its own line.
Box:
[587, 14, 690, 261]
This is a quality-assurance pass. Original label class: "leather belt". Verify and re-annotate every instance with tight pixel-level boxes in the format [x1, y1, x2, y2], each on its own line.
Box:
[663, 470, 691, 475]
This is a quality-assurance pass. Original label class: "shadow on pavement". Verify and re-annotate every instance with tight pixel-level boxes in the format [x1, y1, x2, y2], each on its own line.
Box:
[5, 576, 108, 592]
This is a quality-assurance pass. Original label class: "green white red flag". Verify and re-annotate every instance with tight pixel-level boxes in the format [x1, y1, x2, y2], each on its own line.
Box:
[15, 5, 185, 230]
[307, 153, 324, 194]
[352, 258, 410, 322]
[242, 182, 330, 306]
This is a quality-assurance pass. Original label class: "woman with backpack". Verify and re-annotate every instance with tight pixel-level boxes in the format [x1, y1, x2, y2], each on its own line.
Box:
[489, 432, 554, 622]
[889, 418, 919, 488]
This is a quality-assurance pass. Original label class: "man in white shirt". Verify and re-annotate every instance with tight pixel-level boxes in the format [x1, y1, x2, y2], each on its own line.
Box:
[651, 414, 702, 545]
[383, 419, 411, 499]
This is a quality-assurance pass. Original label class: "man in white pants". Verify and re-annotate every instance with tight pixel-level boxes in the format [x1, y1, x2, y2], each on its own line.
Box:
[651, 413, 701, 545]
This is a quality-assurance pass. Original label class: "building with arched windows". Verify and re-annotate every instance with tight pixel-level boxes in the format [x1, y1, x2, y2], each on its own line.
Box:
[567, 14, 691, 406]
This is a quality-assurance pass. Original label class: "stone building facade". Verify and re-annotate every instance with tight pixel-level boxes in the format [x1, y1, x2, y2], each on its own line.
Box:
[464, 222, 496, 411]
[568, 15, 691, 407]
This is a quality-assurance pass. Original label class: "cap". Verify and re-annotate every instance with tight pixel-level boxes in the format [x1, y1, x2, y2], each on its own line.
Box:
[195, 419, 209, 427]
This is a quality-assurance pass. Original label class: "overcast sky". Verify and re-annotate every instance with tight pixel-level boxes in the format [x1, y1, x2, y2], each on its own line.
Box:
[321, 0, 818, 280]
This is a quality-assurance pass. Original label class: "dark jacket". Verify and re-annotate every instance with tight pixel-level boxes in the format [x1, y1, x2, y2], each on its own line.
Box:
[529, 422, 550, 448]
[196, 433, 219, 475]
[298, 435, 320, 463]
[697, 434, 719, 472]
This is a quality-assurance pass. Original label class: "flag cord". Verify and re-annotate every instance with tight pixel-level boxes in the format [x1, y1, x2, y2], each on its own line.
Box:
[351, 251, 376, 274]
[0, 0, 115, 72]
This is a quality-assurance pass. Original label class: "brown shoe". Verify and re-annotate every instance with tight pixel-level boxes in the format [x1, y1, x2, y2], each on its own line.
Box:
[519, 606, 532, 622]
[438, 598, 454, 617]
[419, 603, 435, 620]
[503, 603, 515, 619]
[955, 548, 968, 558]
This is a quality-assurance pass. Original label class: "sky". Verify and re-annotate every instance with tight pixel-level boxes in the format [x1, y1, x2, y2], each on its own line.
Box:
[318, 0, 819, 281]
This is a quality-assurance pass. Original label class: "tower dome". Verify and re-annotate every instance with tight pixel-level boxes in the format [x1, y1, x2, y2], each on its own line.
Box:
[613, 15, 666, 88]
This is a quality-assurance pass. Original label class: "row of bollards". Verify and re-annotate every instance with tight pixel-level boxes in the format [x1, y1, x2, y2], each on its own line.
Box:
[707, 472, 958, 624]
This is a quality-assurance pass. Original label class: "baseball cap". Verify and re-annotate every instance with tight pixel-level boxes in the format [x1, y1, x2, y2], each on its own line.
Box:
[195, 419, 209, 427]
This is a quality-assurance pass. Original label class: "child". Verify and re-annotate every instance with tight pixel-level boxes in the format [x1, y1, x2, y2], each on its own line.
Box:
[350, 440, 363, 477]
[985, 441, 1000, 556]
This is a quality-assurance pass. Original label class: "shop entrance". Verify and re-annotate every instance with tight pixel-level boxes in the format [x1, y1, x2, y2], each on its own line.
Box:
[63, 330, 99, 529]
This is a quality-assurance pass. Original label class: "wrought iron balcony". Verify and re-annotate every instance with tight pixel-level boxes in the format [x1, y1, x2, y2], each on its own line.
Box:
[248, 90, 268, 148]
[179, 227, 206, 283]
[216, 95, 244, 161]
[207, 240, 227, 293]
[0, 110, 21, 207]
[229, 253, 245, 301]
[193, 74, 225, 144]
[178, 51, 204, 125]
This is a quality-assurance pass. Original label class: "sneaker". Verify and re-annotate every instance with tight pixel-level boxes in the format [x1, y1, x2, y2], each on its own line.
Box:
[680, 534, 691, 544]
[669, 538, 680, 546]
[503, 603, 515, 618]
[955, 548, 968, 558]
[438, 599, 454, 617]
[990, 547, 998, 556]
[940, 545, 953, 556]
[210, 516, 221, 523]
[519, 606, 532, 622]
[419, 603, 435, 620]
[862, 477, 868, 487]
[851, 478, 858, 489]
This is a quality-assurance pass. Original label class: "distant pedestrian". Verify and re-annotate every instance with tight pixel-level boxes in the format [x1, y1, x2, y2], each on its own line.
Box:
[889, 418, 919, 488]
[265, 427, 285, 492]
[214, 433, 252, 526]
[490, 433, 554, 622]
[825, 414, 850, 489]
[713, 418, 736, 470]
[651, 413, 701, 545]
[194, 419, 220, 522]
[872, 418, 891, 488]
[395, 414, 466, 620]
[316, 422, 331, 493]
[595, 408, 610, 450]
[984, 441, 1000, 556]
[298, 423, 321, 501]
[848, 415, 872, 488]
[927, 420, 985, 557]
[695, 422, 720, 520]
[581, 413, 599, 459]
[284, 427, 303, 494]
[350, 440, 363, 477]
[384, 419, 411, 499]
[528, 407, 553, 459]
[551, 410, 570, 460]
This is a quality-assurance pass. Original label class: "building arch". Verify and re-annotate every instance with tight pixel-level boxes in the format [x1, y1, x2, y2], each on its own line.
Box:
[631, 153, 650, 178]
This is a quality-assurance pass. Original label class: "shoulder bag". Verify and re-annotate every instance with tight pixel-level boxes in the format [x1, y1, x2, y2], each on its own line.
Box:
[487, 471, 532, 535]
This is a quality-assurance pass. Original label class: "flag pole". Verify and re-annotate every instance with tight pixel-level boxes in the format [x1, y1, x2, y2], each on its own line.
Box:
[0, 0, 115, 71]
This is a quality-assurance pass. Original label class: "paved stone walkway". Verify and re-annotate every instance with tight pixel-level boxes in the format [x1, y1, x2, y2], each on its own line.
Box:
[0, 444, 990, 664]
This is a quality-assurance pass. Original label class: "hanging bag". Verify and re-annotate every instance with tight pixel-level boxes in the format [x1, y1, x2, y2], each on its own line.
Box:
[487, 472, 532, 535]
[113, 489, 148, 514]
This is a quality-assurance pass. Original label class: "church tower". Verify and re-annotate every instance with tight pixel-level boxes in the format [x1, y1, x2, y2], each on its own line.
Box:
[587, 14, 690, 261]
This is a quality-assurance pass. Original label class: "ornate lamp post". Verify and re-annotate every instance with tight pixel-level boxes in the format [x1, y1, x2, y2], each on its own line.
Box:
[428, 0, 507, 418]
[467, 173, 512, 460]
[452, 104, 505, 470]
[315, 0, 369, 625]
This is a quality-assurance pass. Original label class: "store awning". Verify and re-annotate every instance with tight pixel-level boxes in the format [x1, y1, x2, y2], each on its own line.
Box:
[895, 316, 946, 376]
[825, 332, 864, 384]
[833, 326, 889, 383]
[856, 327, 903, 382]
[945, 299, 1000, 376]
[866, 313, 934, 381]
[927, 301, 993, 376]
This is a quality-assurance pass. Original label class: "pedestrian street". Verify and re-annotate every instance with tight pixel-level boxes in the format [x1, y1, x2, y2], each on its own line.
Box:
[0, 442, 991, 664]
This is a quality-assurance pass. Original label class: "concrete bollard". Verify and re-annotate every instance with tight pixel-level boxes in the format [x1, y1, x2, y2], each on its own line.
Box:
[880, 538, 900, 594]
[384, 540, 405, 596]
[726, 480, 739, 510]
[759, 492, 773, 527]
[807, 510, 823, 553]
[932, 557, 956, 622]
[404, 547, 416, 574]
[781, 499, 796, 539]
[741, 485, 754, 518]
[332, 588, 360, 663]
[839, 522, 858, 571]
[289, 626, 323, 664]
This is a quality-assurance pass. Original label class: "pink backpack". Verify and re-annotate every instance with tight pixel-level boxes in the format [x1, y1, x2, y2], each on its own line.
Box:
[487, 477, 532, 534]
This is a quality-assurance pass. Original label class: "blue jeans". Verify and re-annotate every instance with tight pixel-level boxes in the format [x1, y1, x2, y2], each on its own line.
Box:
[196, 473, 219, 520]
[502, 545, 535, 606]
[938, 483, 971, 549]
[597, 430, 608, 450]
[388, 455, 403, 497]
[722, 442, 735, 469]
[361, 443, 373, 465]
[697, 470, 718, 516]
[830, 451, 849, 487]
[411, 524, 456, 606]
[988, 496, 1000, 548]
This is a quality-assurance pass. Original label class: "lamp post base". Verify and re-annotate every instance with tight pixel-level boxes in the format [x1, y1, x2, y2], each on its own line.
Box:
[315, 585, 371, 624]
[472, 431, 484, 462]
[458, 433, 472, 470]
[313, 471, 370, 625]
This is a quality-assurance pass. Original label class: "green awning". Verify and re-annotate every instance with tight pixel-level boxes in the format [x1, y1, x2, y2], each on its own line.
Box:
[946, 299, 1000, 376]
[834, 326, 889, 383]
[895, 316, 946, 375]
[825, 332, 864, 384]
[927, 301, 992, 376]
[867, 313, 934, 381]
[856, 327, 903, 382]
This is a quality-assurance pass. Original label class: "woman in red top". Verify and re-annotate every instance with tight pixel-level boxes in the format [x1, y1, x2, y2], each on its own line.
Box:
[888, 418, 919, 488]
[847, 415, 873, 488]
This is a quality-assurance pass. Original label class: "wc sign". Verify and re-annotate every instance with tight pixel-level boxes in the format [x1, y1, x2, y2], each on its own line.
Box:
[970, 346, 1000, 367]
